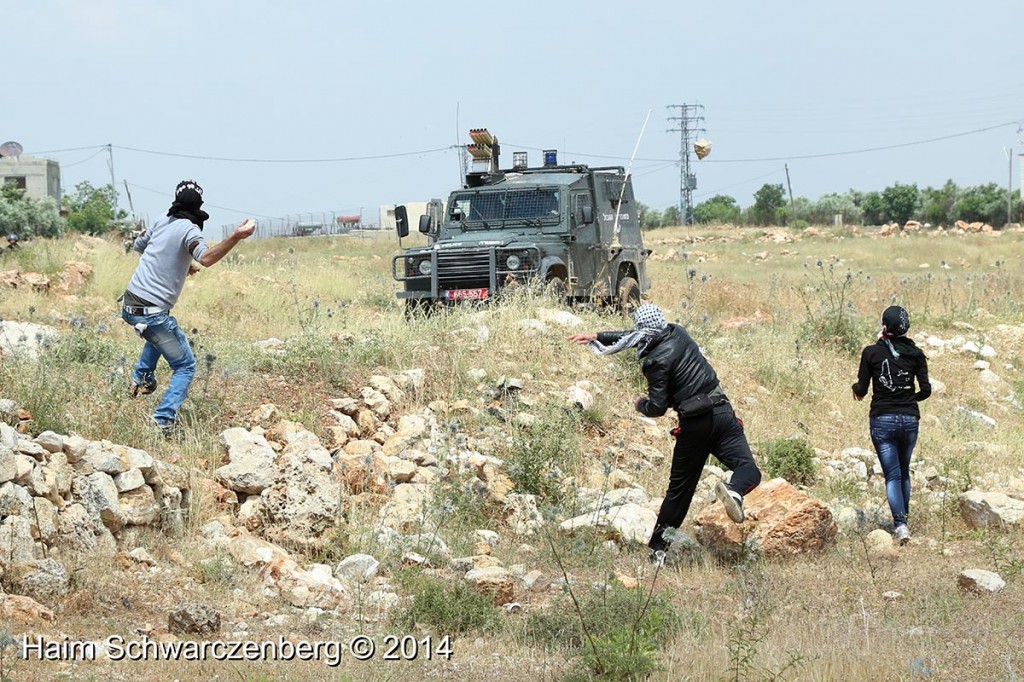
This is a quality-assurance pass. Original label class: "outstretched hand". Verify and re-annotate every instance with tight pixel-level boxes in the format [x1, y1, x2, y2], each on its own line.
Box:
[567, 332, 597, 345]
[234, 218, 257, 240]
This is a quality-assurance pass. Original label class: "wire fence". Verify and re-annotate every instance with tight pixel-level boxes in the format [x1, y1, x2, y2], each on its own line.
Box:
[218, 210, 385, 240]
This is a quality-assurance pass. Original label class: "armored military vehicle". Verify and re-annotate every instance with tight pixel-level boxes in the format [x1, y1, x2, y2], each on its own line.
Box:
[391, 129, 651, 311]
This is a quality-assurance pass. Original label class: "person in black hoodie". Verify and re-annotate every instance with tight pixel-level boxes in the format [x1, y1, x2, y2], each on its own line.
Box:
[569, 304, 761, 562]
[852, 305, 931, 545]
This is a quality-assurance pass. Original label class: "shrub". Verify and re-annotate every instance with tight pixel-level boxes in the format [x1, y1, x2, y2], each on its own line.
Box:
[525, 585, 681, 681]
[798, 260, 862, 354]
[392, 574, 501, 634]
[757, 438, 816, 485]
[502, 410, 581, 504]
[791, 219, 810, 230]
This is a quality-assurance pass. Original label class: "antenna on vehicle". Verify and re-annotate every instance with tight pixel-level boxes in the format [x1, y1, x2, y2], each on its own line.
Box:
[0, 141, 24, 159]
[612, 110, 652, 245]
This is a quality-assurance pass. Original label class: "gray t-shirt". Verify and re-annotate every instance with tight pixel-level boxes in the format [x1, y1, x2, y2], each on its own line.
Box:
[126, 216, 210, 310]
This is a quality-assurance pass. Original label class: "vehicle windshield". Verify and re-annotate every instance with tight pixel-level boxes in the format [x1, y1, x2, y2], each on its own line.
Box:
[450, 188, 561, 227]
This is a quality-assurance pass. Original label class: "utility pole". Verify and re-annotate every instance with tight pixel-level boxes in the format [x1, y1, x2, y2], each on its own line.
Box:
[106, 143, 118, 210]
[784, 164, 794, 205]
[666, 104, 705, 226]
[1005, 147, 1014, 225]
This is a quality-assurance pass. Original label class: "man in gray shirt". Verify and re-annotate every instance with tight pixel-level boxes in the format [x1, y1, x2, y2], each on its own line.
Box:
[122, 179, 255, 435]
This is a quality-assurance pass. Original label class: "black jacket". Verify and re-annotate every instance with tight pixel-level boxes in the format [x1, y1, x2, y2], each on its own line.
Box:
[852, 340, 931, 418]
[598, 324, 719, 419]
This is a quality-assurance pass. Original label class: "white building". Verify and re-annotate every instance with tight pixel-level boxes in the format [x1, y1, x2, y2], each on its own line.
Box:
[379, 202, 429, 231]
[0, 156, 60, 202]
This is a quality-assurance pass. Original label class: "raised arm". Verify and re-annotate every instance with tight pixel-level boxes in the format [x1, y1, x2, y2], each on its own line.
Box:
[197, 219, 256, 268]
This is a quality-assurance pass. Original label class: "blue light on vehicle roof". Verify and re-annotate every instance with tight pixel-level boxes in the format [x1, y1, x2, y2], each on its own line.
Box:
[543, 150, 557, 167]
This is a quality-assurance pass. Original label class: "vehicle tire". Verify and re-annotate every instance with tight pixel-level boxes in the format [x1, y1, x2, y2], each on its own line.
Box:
[404, 299, 431, 318]
[546, 276, 567, 302]
[617, 276, 641, 313]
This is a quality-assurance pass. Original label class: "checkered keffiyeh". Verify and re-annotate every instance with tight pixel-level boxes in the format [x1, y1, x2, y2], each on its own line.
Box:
[589, 304, 669, 356]
[175, 179, 203, 198]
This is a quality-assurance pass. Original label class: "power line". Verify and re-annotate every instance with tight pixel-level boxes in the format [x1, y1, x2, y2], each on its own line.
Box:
[125, 182, 284, 220]
[22, 144, 107, 156]
[60, 148, 108, 169]
[693, 169, 786, 200]
[111, 144, 454, 164]
[506, 120, 1020, 165]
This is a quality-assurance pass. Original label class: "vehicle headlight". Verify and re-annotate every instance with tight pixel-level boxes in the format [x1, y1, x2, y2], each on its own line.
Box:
[505, 254, 521, 270]
[418, 260, 432, 275]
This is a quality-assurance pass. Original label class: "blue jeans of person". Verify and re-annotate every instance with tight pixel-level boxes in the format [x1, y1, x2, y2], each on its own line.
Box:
[121, 309, 196, 425]
[869, 413, 919, 528]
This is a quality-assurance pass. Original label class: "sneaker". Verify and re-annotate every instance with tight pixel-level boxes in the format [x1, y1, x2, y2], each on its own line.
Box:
[715, 481, 745, 524]
[152, 418, 180, 441]
[129, 378, 157, 398]
[894, 525, 911, 545]
[648, 549, 667, 567]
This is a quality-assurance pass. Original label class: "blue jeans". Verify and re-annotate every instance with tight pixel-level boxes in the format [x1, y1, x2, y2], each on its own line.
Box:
[869, 414, 919, 528]
[121, 309, 196, 425]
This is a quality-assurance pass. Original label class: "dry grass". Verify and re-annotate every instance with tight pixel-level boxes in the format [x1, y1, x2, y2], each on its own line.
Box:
[2, 226, 1024, 681]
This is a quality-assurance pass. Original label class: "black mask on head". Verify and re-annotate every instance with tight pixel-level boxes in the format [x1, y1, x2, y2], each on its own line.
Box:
[167, 179, 210, 230]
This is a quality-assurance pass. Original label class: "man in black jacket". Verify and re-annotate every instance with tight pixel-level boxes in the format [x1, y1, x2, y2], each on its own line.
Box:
[569, 304, 761, 560]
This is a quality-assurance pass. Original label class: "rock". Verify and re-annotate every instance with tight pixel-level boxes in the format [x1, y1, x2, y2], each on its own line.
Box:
[465, 566, 514, 605]
[522, 570, 548, 592]
[0, 321, 59, 359]
[958, 569, 1006, 594]
[0, 593, 54, 625]
[83, 441, 131, 475]
[113, 468, 146, 493]
[168, 603, 221, 635]
[62, 435, 88, 463]
[559, 503, 656, 544]
[74, 472, 125, 531]
[387, 458, 417, 484]
[28, 496, 57, 545]
[119, 485, 161, 525]
[7, 559, 69, 602]
[536, 308, 583, 328]
[0, 442, 16, 484]
[366, 589, 400, 609]
[882, 590, 903, 601]
[694, 478, 837, 559]
[955, 407, 995, 428]
[56, 503, 116, 556]
[379, 484, 432, 533]
[360, 387, 391, 420]
[864, 529, 898, 559]
[227, 533, 290, 568]
[33, 431, 63, 454]
[336, 452, 390, 494]
[260, 451, 342, 551]
[334, 554, 380, 583]
[57, 261, 93, 293]
[215, 428, 278, 494]
[566, 385, 594, 410]
[369, 375, 406, 404]
[958, 491, 1024, 529]
[47, 452, 72, 495]
[0, 480, 33, 517]
[129, 547, 157, 566]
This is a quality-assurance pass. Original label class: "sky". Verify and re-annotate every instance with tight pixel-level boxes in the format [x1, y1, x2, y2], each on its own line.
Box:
[6, 0, 1024, 230]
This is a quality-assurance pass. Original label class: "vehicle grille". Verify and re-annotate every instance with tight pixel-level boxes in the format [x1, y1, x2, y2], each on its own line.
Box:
[437, 249, 490, 289]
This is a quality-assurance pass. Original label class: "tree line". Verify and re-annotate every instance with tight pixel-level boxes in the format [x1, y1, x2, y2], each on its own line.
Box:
[639, 180, 1024, 229]
[0, 181, 131, 240]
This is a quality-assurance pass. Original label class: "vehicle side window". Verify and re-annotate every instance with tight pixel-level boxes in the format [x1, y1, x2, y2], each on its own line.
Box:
[574, 194, 592, 223]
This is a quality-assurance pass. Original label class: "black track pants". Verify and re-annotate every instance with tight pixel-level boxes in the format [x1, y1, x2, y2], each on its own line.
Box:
[648, 404, 761, 551]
